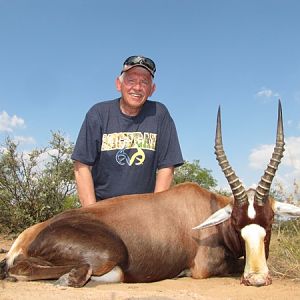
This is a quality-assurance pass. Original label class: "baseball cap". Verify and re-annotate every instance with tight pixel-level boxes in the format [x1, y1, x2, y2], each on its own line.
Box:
[121, 55, 156, 78]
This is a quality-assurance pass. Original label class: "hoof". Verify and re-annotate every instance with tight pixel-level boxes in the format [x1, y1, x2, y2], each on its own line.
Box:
[6, 276, 18, 282]
[241, 272, 272, 286]
[55, 273, 70, 286]
[55, 265, 92, 288]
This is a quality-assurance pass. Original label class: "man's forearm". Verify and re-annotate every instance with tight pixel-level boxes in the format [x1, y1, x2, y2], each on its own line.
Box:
[154, 167, 174, 193]
[74, 161, 97, 207]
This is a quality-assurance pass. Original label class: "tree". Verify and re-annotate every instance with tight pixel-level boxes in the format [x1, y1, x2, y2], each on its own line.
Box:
[0, 132, 79, 234]
[173, 160, 217, 190]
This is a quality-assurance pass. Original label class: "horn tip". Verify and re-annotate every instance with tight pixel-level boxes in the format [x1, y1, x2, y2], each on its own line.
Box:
[278, 99, 282, 111]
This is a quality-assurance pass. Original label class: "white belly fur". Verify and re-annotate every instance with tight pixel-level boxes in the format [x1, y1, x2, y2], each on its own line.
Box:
[91, 266, 124, 283]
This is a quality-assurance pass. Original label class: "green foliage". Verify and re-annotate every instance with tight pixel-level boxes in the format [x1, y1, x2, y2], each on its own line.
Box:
[63, 194, 80, 210]
[0, 132, 79, 234]
[173, 160, 217, 190]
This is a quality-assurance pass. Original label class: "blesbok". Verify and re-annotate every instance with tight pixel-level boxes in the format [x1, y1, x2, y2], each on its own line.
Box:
[1, 101, 299, 287]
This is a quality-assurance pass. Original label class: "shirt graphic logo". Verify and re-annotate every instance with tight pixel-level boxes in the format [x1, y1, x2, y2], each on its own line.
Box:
[101, 131, 156, 167]
[116, 147, 145, 166]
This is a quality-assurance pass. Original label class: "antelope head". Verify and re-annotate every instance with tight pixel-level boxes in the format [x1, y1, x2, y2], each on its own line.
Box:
[194, 100, 300, 286]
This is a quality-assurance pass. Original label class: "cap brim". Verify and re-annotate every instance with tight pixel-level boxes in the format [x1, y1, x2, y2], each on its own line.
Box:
[121, 65, 155, 77]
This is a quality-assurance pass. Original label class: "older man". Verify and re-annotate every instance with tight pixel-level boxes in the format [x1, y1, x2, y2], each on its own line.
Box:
[72, 55, 183, 207]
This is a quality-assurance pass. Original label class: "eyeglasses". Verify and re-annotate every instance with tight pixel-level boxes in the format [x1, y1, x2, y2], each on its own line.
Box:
[123, 76, 151, 88]
[122, 56, 156, 77]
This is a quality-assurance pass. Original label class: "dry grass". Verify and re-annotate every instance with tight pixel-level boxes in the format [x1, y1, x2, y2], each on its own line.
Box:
[268, 179, 300, 279]
[269, 219, 300, 279]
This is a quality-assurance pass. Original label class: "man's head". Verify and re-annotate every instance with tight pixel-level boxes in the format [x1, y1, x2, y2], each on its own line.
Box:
[116, 56, 156, 116]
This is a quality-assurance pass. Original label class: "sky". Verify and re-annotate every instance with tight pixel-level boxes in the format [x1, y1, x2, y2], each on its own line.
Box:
[0, 0, 300, 193]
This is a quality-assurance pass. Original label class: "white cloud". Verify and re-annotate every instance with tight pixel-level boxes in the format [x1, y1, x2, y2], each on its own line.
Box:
[283, 137, 300, 170]
[255, 88, 280, 99]
[0, 111, 25, 132]
[0, 146, 8, 155]
[249, 144, 273, 169]
[17, 148, 71, 177]
[249, 136, 300, 170]
[249, 136, 300, 191]
[13, 136, 36, 145]
[36, 149, 59, 167]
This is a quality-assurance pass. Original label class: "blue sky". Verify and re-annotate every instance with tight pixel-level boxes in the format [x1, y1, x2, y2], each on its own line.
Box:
[1, 0, 300, 192]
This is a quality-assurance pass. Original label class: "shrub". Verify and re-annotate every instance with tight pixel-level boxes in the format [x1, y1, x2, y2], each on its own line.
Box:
[0, 132, 79, 234]
[173, 160, 217, 190]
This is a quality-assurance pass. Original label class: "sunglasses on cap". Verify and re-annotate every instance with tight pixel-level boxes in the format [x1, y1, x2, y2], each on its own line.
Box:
[122, 56, 156, 77]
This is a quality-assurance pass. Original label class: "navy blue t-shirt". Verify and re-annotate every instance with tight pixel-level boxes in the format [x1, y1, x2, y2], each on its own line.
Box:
[72, 98, 183, 200]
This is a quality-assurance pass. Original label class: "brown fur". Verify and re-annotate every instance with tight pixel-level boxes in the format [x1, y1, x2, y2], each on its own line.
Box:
[1, 183, 247, 286]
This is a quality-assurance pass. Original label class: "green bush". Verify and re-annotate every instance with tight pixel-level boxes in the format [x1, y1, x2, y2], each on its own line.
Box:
[0, 132, 78, 234]
[173, 160, 217, 190]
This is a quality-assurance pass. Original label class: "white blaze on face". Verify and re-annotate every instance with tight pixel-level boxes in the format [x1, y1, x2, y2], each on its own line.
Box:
[247, 190, 256, 219]
[241, 224, 269, 278]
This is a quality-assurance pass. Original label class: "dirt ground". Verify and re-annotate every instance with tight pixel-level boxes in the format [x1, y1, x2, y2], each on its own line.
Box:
[1, 235, 300, 300]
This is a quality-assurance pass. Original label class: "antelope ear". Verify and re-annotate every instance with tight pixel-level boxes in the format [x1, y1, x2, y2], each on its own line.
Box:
[192, 203, 233, 230]
[273, 201, 300, 217]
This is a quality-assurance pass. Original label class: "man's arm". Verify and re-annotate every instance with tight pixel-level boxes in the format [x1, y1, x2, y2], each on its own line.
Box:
[154, 166, 174, 193]
[74, 161, 97, 207]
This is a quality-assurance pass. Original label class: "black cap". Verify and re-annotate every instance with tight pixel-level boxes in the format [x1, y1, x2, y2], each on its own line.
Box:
[121, 55, 156, 77]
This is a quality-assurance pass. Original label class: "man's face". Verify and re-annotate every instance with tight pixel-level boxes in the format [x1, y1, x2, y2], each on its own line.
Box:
[116, 67, 156, 114]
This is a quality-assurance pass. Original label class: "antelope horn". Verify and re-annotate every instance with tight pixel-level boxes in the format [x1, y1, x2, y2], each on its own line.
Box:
[215, 106, 247, 205]
[255, 100, 285, 205]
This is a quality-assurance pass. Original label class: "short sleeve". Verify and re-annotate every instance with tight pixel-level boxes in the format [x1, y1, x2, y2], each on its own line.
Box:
[71, 106, 102, 166]
[156, 108, 184, 169]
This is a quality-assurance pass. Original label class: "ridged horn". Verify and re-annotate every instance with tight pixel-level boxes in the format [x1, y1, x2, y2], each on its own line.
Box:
[255, 100, 285, 205]
[215, 106, 248, 205]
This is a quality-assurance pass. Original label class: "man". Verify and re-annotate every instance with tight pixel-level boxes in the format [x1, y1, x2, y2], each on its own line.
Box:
[72, 55, 183, 207]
